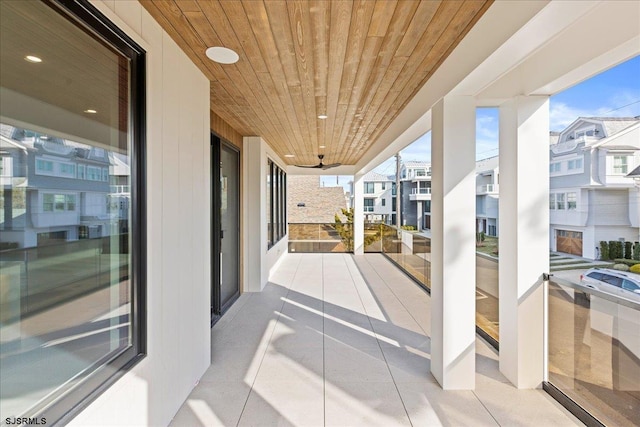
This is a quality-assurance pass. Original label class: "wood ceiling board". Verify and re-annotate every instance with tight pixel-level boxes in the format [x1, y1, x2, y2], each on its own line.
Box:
[142, 0, 492, 166]
[263, 1, 314, 159]
[287, 1, 321, 160]
[243, 1, 307, 156]
[356, 0, 491, 165]
[349, 1, 464, 162]
[323, 1, 353, 162]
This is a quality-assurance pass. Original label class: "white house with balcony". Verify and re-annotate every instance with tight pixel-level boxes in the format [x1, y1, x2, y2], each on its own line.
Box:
[400, 161, 432, 229]
[476, 156, 499, 237]
[361, 171, 395, 224]
[549, 117, 640, 259]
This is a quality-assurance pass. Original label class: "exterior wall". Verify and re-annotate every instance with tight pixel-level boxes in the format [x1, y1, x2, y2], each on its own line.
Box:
[69, 1, 211, 426]
[243, 136, 288, 293]
[629, 188, 640, 228]
[589, 189, 632, 226]
[362, 178, 394, 221]
[401, 180, 416, 227]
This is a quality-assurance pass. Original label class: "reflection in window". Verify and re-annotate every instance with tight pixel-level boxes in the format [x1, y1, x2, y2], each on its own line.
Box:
[267, 159, 286, 248]
[0, 0, 144, 424]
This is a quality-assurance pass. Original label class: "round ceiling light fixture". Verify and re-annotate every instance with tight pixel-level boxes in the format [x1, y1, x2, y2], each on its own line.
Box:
[84, 109, 97, 114]
[25, 55, 42, 63]
[318, 114, 328, 120]
[205, 46, 239, 64]
[284, 154, 295, 158]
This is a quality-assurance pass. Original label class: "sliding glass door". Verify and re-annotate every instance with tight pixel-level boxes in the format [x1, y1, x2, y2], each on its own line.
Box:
[211, 135, 239, 321]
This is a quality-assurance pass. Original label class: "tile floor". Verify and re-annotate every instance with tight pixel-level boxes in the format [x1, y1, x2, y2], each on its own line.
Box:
[170, 253, 582, 426]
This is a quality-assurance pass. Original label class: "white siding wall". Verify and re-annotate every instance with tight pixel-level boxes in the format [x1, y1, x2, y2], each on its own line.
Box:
[244, 136, 288, 292]
[589, 190, 631, 226]
[69, 2, 211, 426]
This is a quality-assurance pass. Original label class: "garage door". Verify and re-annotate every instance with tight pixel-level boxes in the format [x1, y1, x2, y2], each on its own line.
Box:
[556, 230, 582, 256]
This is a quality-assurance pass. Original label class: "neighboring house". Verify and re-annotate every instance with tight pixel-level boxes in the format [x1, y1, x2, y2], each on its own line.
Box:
[0, 124, 115, 248]
[400, 161, 431, 230]
[549, 117, 640, 259]
[475, 156, 499, 237]
[361, 171, 396, 224]
[287, 175, 348, 223]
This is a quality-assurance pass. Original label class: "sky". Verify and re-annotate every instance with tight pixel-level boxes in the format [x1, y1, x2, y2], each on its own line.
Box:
[320, 55, 640, 187]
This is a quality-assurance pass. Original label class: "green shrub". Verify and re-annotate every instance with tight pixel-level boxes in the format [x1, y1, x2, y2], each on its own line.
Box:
[609, 241, 624, 259]
[613, 259, 639, 266]
[600, 241, 609, 260]
[613, 263, 630, 271]
[634, 242, 640, 261]
[630, 264, 640, 274]
[400, 225, 416, 231]
[624, 241, 632, 259]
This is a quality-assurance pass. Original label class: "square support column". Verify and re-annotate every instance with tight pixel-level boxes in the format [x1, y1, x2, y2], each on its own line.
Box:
[430, 95, 476, 389]
[353, 173, 365, 255]
[498, 96, 549, 388]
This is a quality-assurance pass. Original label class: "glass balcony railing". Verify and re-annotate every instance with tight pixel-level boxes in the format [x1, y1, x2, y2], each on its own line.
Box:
[377, 224, 431, 291]
[0, 236, 129, 322]
[288, 223, 353, 253]
[547, 275, 640, 426]
[476, 253, 499, 345]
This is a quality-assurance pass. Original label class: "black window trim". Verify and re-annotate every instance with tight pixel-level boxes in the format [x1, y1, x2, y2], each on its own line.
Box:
[267, 158, 286, 249]
[25, 1, 147, 424]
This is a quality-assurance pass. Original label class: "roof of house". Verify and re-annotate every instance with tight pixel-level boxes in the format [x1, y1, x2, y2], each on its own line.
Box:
[585, 116, 639, 137]
[363, 171, 393, 182]
[403, 161, 430, 168]
[626, 164, 640, 178]
[287, 175, 348, 223]
[475, 155, 499, 173]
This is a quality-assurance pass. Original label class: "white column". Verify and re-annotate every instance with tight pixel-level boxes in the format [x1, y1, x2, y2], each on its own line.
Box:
[243, 136, 265, 292]
[498, 96, 549, 388]
[416, 200, 423, 230]
[353, 173, 365, 255]
[430, 95, 476, 389]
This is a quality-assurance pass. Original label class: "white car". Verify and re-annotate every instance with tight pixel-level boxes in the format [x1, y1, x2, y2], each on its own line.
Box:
[580, 268, 640, 304]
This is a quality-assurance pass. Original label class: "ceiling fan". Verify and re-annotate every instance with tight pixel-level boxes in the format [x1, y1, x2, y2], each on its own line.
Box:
[294, 154, 341, 170]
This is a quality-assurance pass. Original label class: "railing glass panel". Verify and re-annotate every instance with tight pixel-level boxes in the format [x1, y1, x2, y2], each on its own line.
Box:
[547, 275, 640, 426]
[288, 223, 352, 253]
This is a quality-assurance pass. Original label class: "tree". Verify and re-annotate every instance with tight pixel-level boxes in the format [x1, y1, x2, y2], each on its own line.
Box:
[333, 208, 380, 252]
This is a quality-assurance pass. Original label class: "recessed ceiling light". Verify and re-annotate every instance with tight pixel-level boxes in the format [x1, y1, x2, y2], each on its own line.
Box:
[205, 46, 239, 64]
[25, 55, 42, 63]
[318, 114, 328, 120]
[319, 145, 326, 149]
[284, 154, 295, 158]
[84, 109, 97, 114]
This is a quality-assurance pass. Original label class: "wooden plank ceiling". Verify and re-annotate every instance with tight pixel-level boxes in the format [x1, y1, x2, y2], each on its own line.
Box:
[141, 0, 492, 166]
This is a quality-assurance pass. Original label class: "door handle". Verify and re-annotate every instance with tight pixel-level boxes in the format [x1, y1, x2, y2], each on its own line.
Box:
[221, 230, 224, 239]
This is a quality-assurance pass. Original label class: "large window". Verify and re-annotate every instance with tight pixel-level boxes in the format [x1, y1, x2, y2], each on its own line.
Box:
[611, 155, 629, 174]
[364, 182, 375, 194]
[364, 198, 374, 212]
[0, 1, 145, 424]
[267, 159, 286, 248]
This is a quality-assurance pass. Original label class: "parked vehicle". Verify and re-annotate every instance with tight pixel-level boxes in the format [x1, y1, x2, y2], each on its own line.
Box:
[580, 268, 640, 304]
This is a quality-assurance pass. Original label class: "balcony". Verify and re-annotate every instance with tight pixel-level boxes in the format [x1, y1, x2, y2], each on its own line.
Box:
[170, 253, 578, 426]
[477, 184, 499, 194]
[409, 187, 431, 201]
[109, 185, 130, 194]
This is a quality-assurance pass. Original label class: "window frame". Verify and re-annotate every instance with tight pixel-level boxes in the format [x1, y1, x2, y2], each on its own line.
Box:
[267, 158, 286, 248]
[24, 1, 147, 424]
[364, 182, 375, 194]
